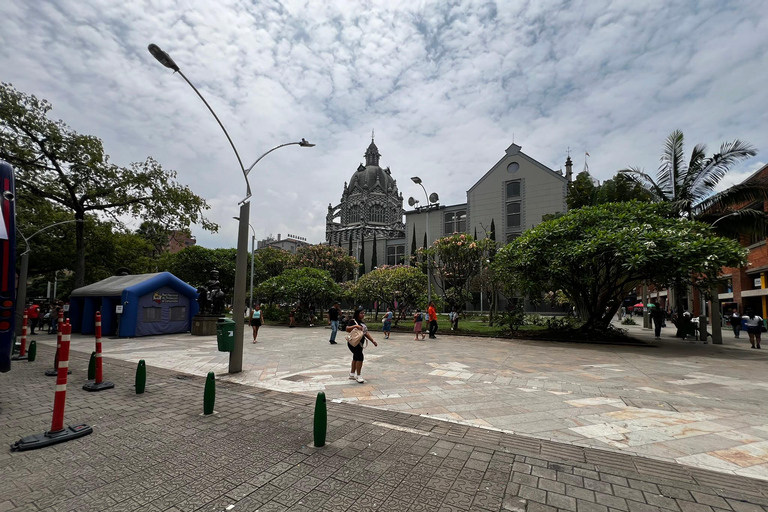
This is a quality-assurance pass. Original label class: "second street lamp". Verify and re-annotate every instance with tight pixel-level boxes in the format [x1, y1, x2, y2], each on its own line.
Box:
[410, 177, 439, 304]
[148, 43, 315, 373]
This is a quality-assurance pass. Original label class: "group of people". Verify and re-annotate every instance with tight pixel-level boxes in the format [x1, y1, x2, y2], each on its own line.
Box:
[24, 302, 63, 335]
[412, 302, 439, 340]
[729, 308, 763, 349]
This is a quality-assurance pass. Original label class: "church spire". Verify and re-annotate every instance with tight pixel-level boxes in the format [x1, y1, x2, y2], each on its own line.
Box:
[365, 131, 380, 166]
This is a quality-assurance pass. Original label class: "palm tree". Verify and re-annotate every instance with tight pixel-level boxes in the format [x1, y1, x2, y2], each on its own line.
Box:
[622, 130, 761, 335]
[621, 130, 763, 236]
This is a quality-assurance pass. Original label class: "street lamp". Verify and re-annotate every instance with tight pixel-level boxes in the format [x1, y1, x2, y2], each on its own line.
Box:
[148, 43, 315, 374]
[15, 220, 83, 337]
[410, 177, 439, 304]
[234, 217, 256, 316]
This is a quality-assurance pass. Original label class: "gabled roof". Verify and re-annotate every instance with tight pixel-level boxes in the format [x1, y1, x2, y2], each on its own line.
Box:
[467, 143, 567, 195]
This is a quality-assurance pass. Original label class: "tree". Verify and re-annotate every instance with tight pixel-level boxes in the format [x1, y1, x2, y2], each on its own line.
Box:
[489, 219, 496, 242]
[253, 247, 294, 283]
[423, 232, 427, 249]
[157, 246, 237, 294]
[474, 227, 477, 239]
[291, 244, 357, 282]
[567, 171, 651, 210]
[358, 237, 366, 277]
[260, 268, 339, 313]
[354, 265, 427, 323]
[411, 225, 417, 265]
[0, 83, 216, 287]
[494, 202, 746, 332]
[418, 234, 484, 311]
[348, 234, 353, 257]
[371, 232, 378, 270]
[621, 130, 761, 234]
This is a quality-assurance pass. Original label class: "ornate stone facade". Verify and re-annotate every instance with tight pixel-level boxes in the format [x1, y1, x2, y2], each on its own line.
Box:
[325, 137, 406, 246]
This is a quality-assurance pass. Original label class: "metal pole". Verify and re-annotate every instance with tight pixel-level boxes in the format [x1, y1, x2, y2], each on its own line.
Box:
[230, 201, 250, 374]
[249, 234, 255, 314]
[426, 208, 431, 304]
[14, 252, 29, 338]
[53, 271, 58, 303]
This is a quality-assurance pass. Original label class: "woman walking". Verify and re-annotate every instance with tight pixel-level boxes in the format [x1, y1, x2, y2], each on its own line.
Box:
[413, 309, 425, 340]
[382, 307, 393, 339]
[346, 308, 378, 383]
[743, 308, 763, 349]
[250, 304, 262, 343]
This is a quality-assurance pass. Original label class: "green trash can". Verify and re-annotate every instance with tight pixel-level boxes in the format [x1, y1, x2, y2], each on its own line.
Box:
[216, 318, 236, 352]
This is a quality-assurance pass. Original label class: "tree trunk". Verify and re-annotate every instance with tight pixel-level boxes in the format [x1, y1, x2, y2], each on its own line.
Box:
[74, 210, 85, 288]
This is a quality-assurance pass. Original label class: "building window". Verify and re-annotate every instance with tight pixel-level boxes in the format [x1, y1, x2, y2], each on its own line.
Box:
[506, 181, 521, 198]
[387, 246, 405, 265]
[506, 233, 520, 243]
[143, 307, 161, 323]
[370, 205, 385, 223]
[443, 210, 467, 234]
[170, 306, 187, 322]
[507, 162, 520, 173]
[506, 202, 521, 228]
[348, 204, 360, 224]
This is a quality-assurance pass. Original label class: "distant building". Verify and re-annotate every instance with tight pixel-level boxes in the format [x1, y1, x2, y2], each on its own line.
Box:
[325, 135, 407, 268]
[166, 231, 196, 254]
[257, 233, 309, 254]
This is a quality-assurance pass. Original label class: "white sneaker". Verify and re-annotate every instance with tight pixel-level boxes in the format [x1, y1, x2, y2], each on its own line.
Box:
[349, 373, 356, 380]
[356, 376, 365, 383]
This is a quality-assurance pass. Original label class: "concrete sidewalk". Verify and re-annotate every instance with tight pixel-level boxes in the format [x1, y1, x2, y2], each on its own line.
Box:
[2, 344, 768, 512]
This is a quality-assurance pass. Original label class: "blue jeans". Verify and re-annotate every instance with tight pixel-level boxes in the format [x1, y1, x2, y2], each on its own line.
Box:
[330, 320, 339, 342]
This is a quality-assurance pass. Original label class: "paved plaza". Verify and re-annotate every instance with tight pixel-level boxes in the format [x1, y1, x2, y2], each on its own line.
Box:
[3, 343, 768, 512]
[26, 319, 768, 483]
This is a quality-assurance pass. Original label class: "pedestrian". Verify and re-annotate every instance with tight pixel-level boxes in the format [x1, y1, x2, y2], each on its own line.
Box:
[427, 301, 438, 339]
[250, 304, 262, 343]
[413, 309, 425, 340]
[346, 308, 378, 383]
[328, 301, 340, 344]
[289, 307, 296, 328]
[28, 303, 40, 335]
[679, 310, 692, 340]
[742, 308, 763, 349]
[730, 308, 741, 339]
[650, 300, 664, 340]
[382, 307, 393, 339]
[619, 306, 626, 320]
[449, 308, 457, 331]
[309, 304, 316, 327]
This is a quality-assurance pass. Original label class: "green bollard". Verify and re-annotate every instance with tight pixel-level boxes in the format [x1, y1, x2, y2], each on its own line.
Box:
[203, 372, 215, 415]
[27, 340, 37, 362]
[88, 351, 96, 380]
[314, 391, 327, 447]
[135, 360, 146, 394]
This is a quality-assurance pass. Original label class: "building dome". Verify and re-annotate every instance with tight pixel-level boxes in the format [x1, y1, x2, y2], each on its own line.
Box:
[348, 164, 395, 192]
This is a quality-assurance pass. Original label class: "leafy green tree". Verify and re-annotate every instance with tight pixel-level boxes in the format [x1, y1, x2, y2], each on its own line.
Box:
[371, 232, 378, 270]
[494, 202, 746, 332]
[418, 234, 484, 311]
[411, 225, 417, 265]
[567, 171, 598, 210]
[291, 244, 356, 282]
[621, 130, 761, 234]
[359, 237, 366, 277]
[259, 268, 339, 313]
[354, 265, 427, 323]
[567, 171, 651, 210]
[254, 247, 293, 283]
[157, 246, 236, 295]
[0, 83, 216, 287]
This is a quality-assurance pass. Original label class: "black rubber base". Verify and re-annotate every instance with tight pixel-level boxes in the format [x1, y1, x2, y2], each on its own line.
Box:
[11, 354, 28, 361]
[10, 424, 93, 452]
[45, 369, 72, 376]
[82, 380, 115, 392]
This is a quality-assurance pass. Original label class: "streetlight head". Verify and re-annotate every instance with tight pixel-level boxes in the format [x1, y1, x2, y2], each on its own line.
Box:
[148, 43, 180, 72]
[299, 138, 316, 147]
[411, 176, 422, 185]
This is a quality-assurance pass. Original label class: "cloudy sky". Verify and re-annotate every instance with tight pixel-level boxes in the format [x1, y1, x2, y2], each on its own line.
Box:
[2, 0, 767, 247]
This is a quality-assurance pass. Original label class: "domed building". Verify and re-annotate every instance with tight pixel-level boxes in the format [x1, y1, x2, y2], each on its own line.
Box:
[326, 135, 407, 271]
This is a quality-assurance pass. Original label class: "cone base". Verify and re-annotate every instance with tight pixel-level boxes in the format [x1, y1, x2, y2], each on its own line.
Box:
[83, 380, 115, 392]
[10, 424, 93, 452]
[11, 355, 28, 361]
[45, 369, 72, 376]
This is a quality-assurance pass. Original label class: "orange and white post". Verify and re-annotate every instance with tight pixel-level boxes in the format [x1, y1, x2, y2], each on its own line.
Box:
[83, 311, 114, 391]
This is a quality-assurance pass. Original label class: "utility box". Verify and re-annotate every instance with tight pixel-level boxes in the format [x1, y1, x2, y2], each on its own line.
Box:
[216, 318, 235, 352]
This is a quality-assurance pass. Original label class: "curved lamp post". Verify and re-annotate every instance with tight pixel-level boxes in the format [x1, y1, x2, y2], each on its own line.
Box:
[148, 43, 315, 373]
[15, 219, 83, 336]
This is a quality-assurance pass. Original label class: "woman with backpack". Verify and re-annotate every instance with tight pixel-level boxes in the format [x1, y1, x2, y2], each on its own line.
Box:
[413, 309, 426, 340]
[743, 308, 763, 349]
[346, 308, 378, 383]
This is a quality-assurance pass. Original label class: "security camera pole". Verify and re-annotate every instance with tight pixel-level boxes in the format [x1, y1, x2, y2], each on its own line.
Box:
[148, 43, 315, 373]
[410, 177, 439, 304]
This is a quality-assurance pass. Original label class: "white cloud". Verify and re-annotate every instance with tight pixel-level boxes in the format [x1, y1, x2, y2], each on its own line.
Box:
[1, 0, 767, 248]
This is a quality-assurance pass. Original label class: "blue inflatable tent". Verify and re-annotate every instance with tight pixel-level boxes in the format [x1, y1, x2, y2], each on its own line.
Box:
[69, 272, 199, 337]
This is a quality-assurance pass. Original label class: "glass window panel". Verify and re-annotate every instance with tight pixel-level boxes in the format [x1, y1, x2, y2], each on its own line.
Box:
[456, 211, 467, 233]
[506, 181, 521, 198]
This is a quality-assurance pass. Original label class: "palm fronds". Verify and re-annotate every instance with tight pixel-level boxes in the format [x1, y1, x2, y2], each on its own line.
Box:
[618, 167, 668, 202]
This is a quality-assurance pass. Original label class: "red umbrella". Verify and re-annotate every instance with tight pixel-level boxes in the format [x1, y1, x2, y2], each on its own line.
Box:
[632, 303, 644, 308]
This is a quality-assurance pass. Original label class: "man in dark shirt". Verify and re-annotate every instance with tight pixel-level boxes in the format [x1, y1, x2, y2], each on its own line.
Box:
[328, 302, 340, 344]
[650, 300, 665, 340]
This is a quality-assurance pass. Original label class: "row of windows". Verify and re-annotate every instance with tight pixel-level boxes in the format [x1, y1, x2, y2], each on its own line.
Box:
[346, 204, 389, 224]
[143, 306, 187, 323]
[506, 180, 522, 238]
[444, 210, 467, 234]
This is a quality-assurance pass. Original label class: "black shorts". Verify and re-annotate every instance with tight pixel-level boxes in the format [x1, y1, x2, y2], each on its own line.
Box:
[347, 341, 364, 362]
[250, 318, 261, 327]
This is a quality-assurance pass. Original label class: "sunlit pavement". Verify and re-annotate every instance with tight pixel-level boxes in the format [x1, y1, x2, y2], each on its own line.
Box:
[35, 319, 768, 481]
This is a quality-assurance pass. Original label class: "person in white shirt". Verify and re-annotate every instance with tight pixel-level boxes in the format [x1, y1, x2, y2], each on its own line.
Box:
[742, 308, 763, 349]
